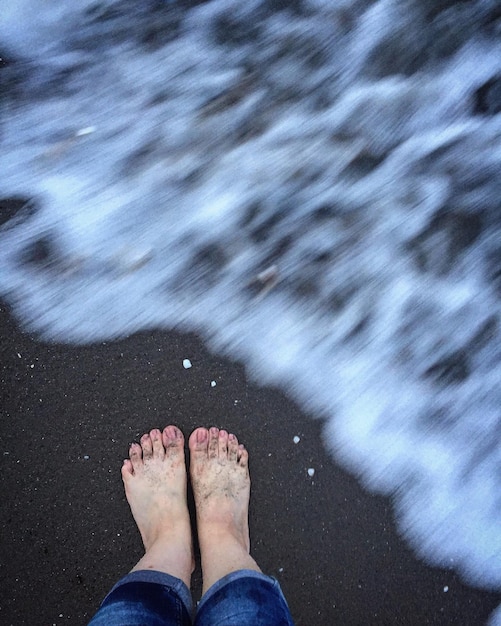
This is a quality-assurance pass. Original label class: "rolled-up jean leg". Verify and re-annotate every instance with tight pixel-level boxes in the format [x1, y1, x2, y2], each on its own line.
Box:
[87, 570, 193, 626]
[194, 570, 295, 626]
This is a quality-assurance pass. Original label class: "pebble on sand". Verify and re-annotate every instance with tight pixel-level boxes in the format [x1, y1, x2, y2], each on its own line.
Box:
[293, 436, 300, 444]
[307, 468, 315, 477]
[211, 380, 217, 387]
[183, 359, 192, 369]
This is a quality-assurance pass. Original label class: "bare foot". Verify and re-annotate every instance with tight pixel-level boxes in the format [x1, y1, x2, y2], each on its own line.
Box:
[122, 426, 193, 587]
[189, 427, 261, 593]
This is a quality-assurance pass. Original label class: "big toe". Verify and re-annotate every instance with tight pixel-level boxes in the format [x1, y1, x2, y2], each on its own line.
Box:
[189, 427, 210, 455]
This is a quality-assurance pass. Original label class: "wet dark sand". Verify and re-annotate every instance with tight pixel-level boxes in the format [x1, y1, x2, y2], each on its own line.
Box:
[1, 301, 500, 625]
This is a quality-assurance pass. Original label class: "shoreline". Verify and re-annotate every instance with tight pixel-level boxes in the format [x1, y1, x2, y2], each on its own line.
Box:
[1, 300, 499, 625]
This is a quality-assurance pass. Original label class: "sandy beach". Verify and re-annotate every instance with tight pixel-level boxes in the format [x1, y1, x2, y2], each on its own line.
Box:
[0, 300, 499, 625]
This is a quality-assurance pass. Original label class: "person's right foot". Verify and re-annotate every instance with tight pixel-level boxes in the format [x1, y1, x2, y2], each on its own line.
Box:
[189, 427, 260, 591]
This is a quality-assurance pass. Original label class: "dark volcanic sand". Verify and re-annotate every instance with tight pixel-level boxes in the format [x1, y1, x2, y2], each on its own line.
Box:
[1, 301, 500, 626]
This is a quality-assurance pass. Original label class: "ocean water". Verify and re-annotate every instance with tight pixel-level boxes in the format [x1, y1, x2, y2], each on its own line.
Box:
[1, 0, 501, 619]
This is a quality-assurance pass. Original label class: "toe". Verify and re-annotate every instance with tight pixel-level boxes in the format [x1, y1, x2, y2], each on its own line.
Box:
[162, 425, 185, 456]
[189, 427, 209, 454]
[129, 442, 143, 471]
[121, 459, 134, 479]
[237, 444, 248, 468]
[150, 429, 165, 458]
[228, 433, 239, 462]
[218, 429, 229, 458]
[141, 433, 153, 459]
[208, 427, 219, 459]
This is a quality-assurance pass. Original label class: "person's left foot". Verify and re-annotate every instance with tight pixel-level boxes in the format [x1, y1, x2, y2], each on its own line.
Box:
[122, 426, 193, 581]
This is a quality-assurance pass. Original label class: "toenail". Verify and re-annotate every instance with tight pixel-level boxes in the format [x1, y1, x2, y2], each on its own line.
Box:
[219, 430, 227, 438]
[229, 433, 235, 441]
[210, 427, 218, 436]
[196, 429, 208, 443]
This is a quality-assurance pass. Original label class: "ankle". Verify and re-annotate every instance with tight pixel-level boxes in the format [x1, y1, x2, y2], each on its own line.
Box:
[141, 515, 191, 550]
[199, 546, 261, 594]
[198, 521, 249, 551]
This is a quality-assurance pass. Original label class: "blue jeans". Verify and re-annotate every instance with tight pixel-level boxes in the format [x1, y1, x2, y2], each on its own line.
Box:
[88, 569, 295, 625]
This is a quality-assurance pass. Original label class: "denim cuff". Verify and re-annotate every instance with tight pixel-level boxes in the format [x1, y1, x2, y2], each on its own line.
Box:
[105, 570, 193, 616]
[197, 569, 282, 612]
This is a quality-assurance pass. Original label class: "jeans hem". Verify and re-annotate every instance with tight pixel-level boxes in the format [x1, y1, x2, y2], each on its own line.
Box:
[197, 569, 280, 612]
[105, 569, 193, 616]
